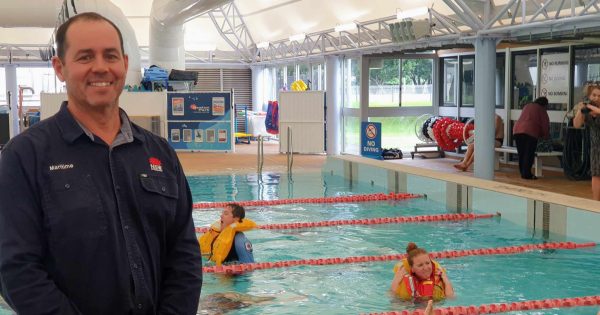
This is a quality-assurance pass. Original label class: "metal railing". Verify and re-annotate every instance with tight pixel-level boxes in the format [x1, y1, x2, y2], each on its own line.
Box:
[257, 135, 264, 173]
[286, 126, 294, 174]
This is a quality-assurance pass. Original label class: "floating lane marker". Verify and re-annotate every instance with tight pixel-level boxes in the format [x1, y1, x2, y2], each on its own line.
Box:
[202, 241, 595, 274]
[193, 192, 423, 209]
[195, 213, 498, 233]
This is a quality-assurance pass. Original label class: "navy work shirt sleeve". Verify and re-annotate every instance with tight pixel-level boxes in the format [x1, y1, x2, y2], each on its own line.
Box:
[0, 143, 81, 314]
[157, 151, 203, 314]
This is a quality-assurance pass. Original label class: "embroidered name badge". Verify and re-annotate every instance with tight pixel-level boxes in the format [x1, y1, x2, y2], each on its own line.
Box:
[149, 157, 163, 172]
[49, 163, 74, 171]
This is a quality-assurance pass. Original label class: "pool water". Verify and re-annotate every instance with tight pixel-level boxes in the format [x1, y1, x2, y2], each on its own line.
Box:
[192, 172, 600, 315]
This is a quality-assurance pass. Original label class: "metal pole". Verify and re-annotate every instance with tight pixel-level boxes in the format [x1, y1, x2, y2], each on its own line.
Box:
[287, 126, 293, 174]
[257, 135, 264, 173]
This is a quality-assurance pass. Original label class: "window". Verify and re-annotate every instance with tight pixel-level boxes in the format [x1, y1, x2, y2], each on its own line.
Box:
[441, 57, 457, 106]
[496, 54, 506, 108]
[276, 66, 285, 92]
[286, 65, 295, 89]
[400, 59, 433, 106]
[369, 58, 399, 107]
[298, 63, 310, 86]
[343, 57, 360, 108]
[511, 51, 537, 109]
[368, 116, 420, 152]
[461, 57, 475, 107]
[311, 63, 323, 90]
[368, 57, 433, 107]
[16, 67, 61, 110]
[573, 46, 600, 108]
[0, 67, 6, 106]
[343, 116, 360, 154]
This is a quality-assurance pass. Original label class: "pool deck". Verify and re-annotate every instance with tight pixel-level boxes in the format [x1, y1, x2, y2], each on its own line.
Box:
[177, 141, 600, 212]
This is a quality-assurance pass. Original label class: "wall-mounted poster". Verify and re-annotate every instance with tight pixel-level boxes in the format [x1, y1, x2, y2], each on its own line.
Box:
[172, 97, 184, 116]
[218, 129, 227, 143]
[171, 128, 180, 142]
[206, 129, 216, 143]
[213, 97, 225, 116]
[182, 129, 192, 142]
[166, 92, 233, 151]
[195, 129, 204, 142]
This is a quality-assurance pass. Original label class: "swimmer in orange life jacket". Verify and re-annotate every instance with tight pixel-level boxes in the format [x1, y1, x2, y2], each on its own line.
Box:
[390, 242, 454, 302]
[198, 203, 257, 266]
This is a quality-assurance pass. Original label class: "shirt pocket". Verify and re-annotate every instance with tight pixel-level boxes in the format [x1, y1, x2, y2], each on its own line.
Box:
[43, 174, 107, 243]
[139, 173, 178, 223]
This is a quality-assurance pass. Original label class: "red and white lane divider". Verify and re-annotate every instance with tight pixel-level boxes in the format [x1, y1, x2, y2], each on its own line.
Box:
[368, 295, 600, 315]
[192, 192, 422, 209]
[202, 241, 596, 274]
[194, 213, 498, 233]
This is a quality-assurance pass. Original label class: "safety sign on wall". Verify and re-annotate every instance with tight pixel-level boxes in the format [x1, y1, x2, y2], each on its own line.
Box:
[361, 121, 382, 159]
[540, 53, 569, 104]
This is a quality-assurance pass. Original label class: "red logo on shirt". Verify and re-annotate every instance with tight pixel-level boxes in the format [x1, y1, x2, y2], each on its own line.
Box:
[149, 157, 163, 172]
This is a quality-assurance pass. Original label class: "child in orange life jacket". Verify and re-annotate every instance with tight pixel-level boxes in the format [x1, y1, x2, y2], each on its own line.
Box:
[198, 203, 256, 266]
[390, 242, 455, 302]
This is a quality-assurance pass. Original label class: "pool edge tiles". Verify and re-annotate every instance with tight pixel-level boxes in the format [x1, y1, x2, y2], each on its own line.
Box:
[327, 155, 600, 242]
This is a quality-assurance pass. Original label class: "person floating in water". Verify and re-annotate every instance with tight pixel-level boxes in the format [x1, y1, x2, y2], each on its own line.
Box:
[390, 242, 454, 302]
[199, 203, 256, 265]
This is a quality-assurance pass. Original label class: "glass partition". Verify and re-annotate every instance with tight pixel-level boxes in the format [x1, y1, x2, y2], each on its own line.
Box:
[511, 51, 537, 109]
[441, 57, 458, 107]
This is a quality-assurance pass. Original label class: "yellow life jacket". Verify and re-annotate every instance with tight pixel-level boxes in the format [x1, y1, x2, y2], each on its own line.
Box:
[198, 219, 257, 266]
[393, 258, 446, 301]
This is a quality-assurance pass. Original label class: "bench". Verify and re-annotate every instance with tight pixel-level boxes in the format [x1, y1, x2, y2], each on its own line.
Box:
[494, 146, 562, 177]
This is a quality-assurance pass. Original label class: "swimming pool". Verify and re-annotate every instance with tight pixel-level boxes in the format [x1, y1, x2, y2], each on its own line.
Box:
[192, 172, 600, 315]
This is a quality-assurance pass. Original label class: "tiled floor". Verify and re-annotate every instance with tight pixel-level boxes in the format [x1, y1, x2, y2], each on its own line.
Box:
[178, 140, 596, 201]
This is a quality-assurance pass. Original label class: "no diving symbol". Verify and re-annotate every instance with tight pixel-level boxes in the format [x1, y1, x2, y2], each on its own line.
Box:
[366, 124, 377, 139]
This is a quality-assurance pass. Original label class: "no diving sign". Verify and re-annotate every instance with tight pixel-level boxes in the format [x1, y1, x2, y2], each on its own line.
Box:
[361, 122, 382, 159]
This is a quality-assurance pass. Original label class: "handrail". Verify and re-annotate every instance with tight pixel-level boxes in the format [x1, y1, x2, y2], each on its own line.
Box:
[287, 126, 293, 174]
[257, 135, 264, 173]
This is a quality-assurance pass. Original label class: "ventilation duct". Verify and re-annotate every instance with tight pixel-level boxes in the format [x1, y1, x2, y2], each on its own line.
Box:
[149, 0, 230, 70]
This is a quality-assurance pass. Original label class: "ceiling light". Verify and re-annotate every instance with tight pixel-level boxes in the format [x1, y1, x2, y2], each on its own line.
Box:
[335, 22, 357, 32]
[289, 33, 306, 42]
[257, 41, 270, 49]
[396, 7, 428, 20]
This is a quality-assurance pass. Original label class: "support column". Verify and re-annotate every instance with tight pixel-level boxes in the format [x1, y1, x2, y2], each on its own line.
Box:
[473, 38, 496, 179]
[326, 55, 342, 155]
[251, 65, 263, 112]
[5, 65, 18, 138]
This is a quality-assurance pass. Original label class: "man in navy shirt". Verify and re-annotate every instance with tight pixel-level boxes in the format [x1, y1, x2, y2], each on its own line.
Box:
[0, 12, 202, 314]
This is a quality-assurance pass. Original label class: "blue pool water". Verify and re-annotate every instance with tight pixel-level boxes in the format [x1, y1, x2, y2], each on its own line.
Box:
[192, 172, 600, 315]
[1, 172, 599, 314]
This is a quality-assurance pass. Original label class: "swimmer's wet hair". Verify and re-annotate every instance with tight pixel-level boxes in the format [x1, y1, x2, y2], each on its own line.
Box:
[406, 242, 429, 266]
[227, 203, 245, 222]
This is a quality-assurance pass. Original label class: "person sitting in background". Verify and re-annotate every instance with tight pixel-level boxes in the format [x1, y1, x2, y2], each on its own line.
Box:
[390, 242, 454, 302]
[513, 96, 550, 180]
[454, 114, 504, 172]
[199, 203, 256, 265]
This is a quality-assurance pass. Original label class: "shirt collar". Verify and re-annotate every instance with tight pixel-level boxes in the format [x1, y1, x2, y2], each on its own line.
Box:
[56, 101, 145, 144]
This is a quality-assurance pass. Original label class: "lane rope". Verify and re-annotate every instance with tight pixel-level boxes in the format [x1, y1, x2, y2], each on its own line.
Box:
[202, 241, 596, 274]
[367, 295, 600, 314]
[193, 192, 423, 209]
[194, 213, 498, 233]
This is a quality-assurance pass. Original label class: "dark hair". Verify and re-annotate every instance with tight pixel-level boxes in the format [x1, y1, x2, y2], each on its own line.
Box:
[55, 12, 124, 61]
[406, 242, 428, 267]
[227, 203, 245, 222]
[533, 96, 549, 108]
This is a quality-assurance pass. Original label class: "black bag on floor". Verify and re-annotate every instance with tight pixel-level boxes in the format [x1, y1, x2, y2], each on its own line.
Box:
[382, 148, 403, 160]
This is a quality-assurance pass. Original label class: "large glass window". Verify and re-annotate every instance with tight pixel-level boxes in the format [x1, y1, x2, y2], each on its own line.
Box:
[16, 67, 61, 110]
[573, 46, 600, 107]
[343, 57, 360, 108]
[298, 63, 310, 86]
[496, 54, 506, 108]
[343, 116, 360, 154]
[441, 57, 457, 106]
[401, 59, 433, 106]
[461, 57, 475, 107]
[369, 116, 420, 152]
[311, 64, 321, 90]
[276, 66, 285, 92]
[368, 57, 433, 107]
[511, 51, 537, 109]
[286, 65, 295, 89]
[369, 58, 399, 107]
